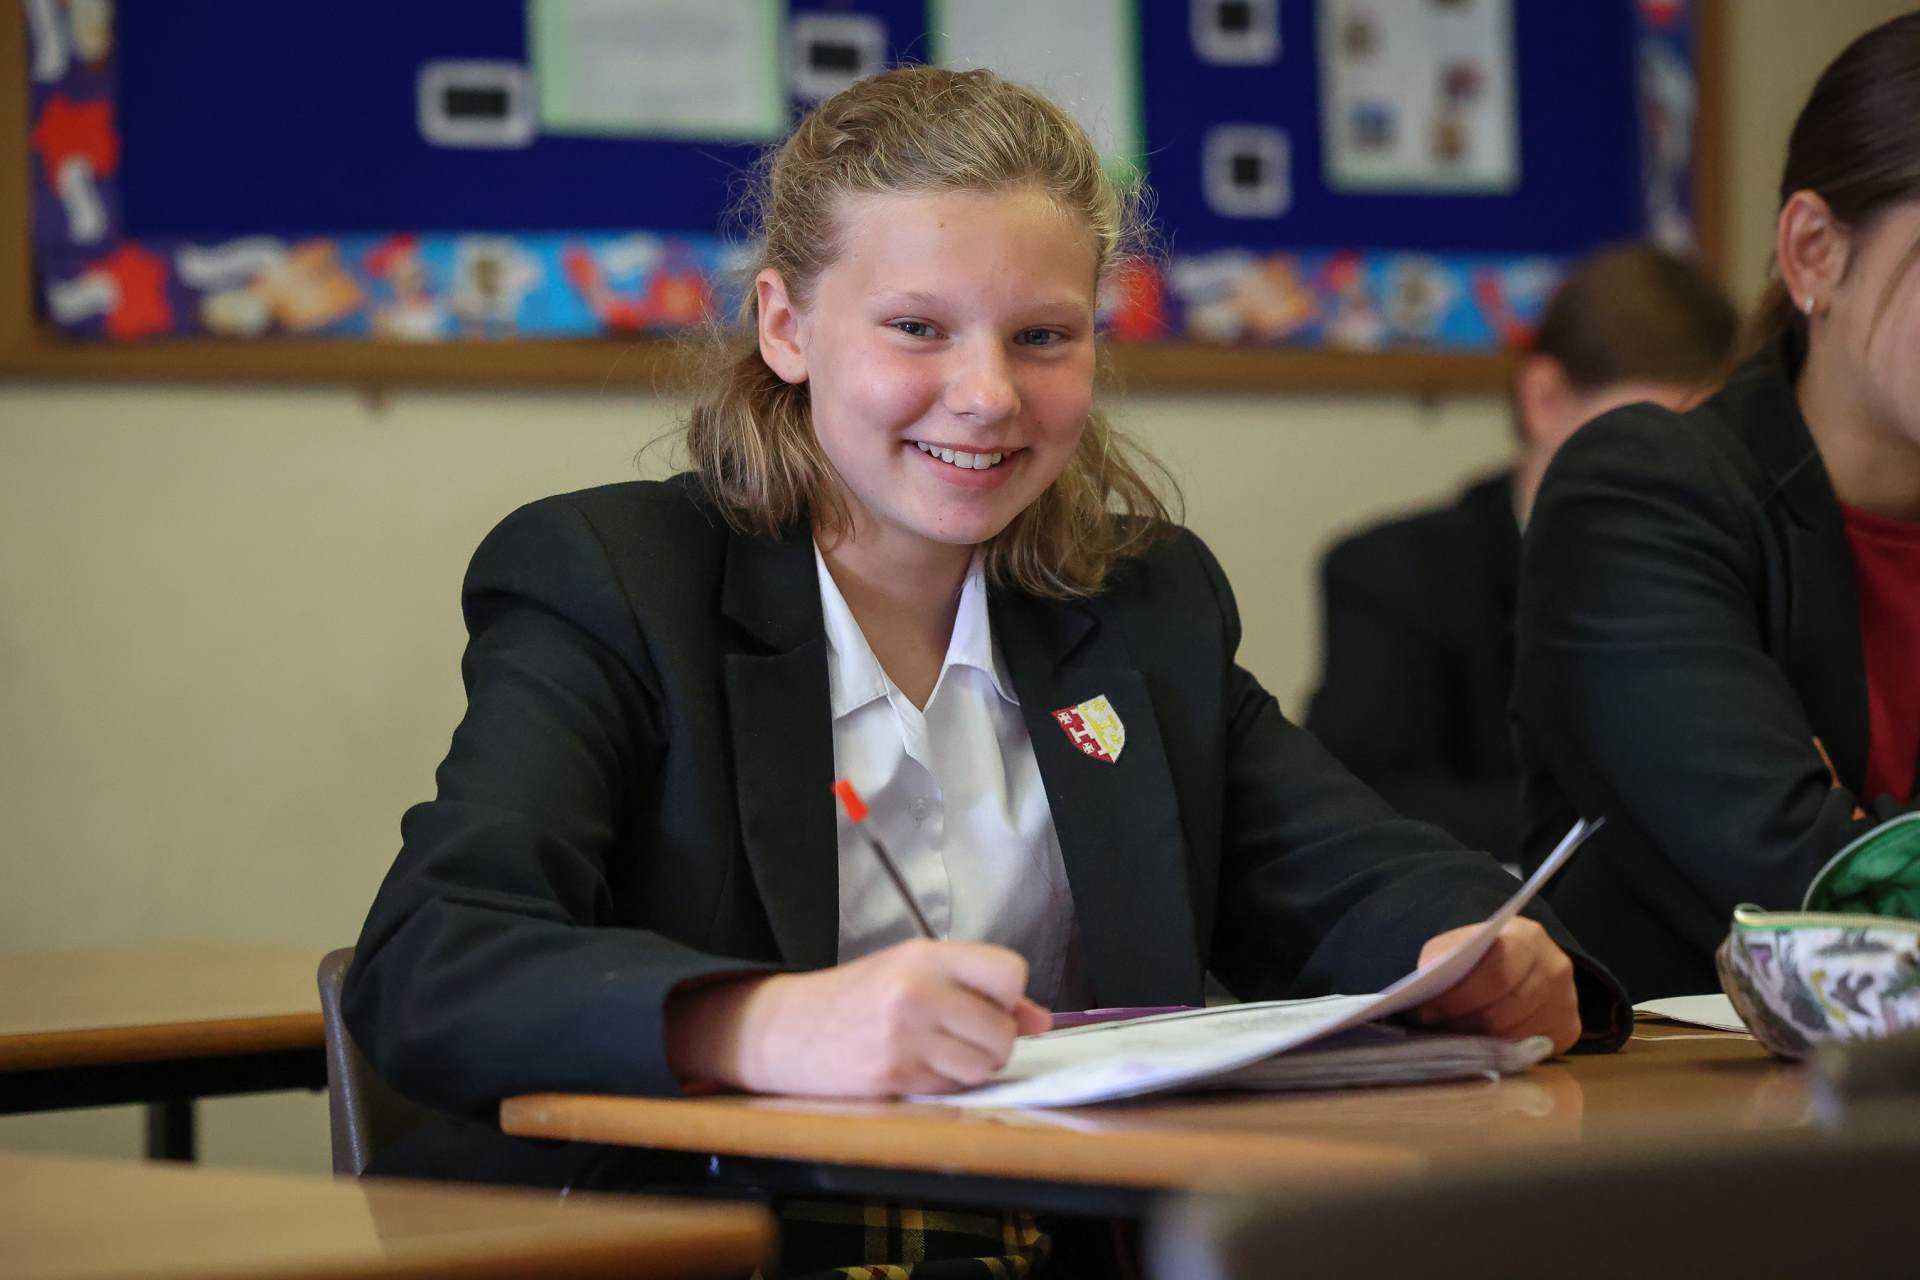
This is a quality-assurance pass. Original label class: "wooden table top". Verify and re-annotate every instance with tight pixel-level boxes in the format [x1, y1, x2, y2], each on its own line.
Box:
[501, 1023, 1805, 1192]
[0, 1151, 774, 1280]
[0, 944, 325, 1072]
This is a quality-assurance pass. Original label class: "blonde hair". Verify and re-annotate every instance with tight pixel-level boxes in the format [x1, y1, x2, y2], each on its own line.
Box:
[684, 65, 1178, 598]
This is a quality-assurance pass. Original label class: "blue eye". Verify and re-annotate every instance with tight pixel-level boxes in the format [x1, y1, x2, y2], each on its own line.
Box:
[1016, 327, 1067, 346]
[891, 320, 937, 338]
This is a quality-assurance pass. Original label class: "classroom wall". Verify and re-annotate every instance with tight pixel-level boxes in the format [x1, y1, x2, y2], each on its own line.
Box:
[2, 0, 1909, 1172]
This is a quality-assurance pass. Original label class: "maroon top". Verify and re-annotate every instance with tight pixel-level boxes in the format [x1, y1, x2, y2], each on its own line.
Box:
[1841, 502, 1920, 804]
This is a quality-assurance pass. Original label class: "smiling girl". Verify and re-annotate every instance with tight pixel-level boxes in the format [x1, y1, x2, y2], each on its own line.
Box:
[345, 66, 1624, 1274]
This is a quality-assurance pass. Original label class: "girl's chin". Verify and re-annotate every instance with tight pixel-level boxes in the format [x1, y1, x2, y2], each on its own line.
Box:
[911, 501, 1026, 551]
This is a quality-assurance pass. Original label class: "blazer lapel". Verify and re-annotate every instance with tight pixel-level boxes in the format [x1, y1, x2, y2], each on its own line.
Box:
[721, 526, 840, 971]
[1743, 352, 1873, 788]
[993, 591, 1204, 1007]
[1782, 521, 1870, 787]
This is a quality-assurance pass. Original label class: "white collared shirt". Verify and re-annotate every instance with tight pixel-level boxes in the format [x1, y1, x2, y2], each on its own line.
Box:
[815, 545, 1086, 1009]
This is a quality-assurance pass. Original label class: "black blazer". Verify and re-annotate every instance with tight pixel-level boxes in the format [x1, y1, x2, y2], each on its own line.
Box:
[345, 476, 1626, 1117]
[1306, 473, 1523, 861]
[1514, 337, 1919, 1000]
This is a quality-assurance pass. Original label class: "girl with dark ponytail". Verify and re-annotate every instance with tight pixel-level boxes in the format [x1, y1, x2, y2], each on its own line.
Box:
[1513, 13, 1920, 1001]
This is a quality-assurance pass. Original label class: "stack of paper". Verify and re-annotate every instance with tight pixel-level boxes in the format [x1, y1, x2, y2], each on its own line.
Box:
[1211, 1024, 1553, 1091]
[921, 817, 1601, 1109]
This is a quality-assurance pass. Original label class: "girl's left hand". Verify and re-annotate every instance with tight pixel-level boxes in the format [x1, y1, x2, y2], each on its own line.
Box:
[1407, 917, 1581, 1055]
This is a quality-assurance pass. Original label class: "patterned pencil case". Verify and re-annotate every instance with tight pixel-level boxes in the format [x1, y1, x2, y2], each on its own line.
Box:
[1716, 813, 1920, 1059]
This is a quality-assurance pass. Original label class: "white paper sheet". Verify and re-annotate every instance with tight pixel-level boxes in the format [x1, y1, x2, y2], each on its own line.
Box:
[1633, 993, 1749, 1033]
[530, 0, 785, 142]
[925, 817, 1602, 1108]
[930, 0, 1142, 173]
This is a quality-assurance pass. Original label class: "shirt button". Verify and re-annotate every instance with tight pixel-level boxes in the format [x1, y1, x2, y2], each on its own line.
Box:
[909, 796, 931, 822]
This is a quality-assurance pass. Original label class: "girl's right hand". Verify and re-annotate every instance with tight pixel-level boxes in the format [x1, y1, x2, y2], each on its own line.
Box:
[665, 938, 1052, 1098]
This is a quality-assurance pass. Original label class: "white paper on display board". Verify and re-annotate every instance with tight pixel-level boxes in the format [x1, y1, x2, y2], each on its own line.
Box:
[530, 0, 786, 142]
[1318, 0, 1519, 194]
[930, 0, 1144, 176]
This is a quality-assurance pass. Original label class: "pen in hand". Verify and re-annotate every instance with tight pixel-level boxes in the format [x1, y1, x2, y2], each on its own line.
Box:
[831, 778, 1053, 1042]
[831, 779, 936, 939]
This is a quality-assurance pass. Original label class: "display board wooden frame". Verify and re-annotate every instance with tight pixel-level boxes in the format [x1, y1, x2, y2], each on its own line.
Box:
[0, 5, 1723, 395]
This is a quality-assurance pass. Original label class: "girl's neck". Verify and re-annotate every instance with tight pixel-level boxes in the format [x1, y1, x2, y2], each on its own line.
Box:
[1509, 447, 1551, 530]
[816, 523, 975, 710]
[1796, 338, 1920, 519]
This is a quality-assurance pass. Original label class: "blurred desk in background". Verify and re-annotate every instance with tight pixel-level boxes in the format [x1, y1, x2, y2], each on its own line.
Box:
[0, 944, 327, 1160]
[0, 1150, 773, 1280]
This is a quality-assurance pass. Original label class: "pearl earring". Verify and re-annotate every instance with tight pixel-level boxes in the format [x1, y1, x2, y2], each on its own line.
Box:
[1800, 295, 1816, 317]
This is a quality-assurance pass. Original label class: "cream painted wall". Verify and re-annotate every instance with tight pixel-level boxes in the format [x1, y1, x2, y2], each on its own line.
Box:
[2, 0, 1909, 1172]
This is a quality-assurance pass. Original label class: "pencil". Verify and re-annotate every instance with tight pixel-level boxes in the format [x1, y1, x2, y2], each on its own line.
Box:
[831, 778, 937, 940]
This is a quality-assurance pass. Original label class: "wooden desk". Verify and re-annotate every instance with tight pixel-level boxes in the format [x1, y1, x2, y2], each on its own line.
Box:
[0, 944, 328, 1160]
[0, 1150, 773, 1280]
[500, 1024, 1805, 1215]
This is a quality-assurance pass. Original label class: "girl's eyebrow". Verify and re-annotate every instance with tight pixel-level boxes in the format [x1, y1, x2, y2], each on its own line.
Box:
[874, 290, 947, 311]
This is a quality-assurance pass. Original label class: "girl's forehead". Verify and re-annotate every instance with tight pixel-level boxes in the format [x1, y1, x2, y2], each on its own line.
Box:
[819, 189, 1100, 297]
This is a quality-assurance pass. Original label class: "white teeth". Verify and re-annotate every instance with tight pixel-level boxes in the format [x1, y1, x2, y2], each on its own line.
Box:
[914, 442, 1006, 470]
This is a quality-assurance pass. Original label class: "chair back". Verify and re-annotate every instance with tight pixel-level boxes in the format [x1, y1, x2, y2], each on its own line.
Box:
[316, 947, 432, 1176]
[1149, 1120, 1920, 1279]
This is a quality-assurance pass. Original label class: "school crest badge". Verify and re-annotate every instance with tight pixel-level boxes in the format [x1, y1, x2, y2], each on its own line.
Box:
[1052, 694, 1126, 764]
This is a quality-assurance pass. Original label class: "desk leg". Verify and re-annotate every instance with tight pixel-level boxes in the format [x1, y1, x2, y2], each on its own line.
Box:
[146, 1100, 195, 1162]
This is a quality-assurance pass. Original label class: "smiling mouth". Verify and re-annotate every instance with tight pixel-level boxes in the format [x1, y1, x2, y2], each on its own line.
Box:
[913, 441, 1009, 470]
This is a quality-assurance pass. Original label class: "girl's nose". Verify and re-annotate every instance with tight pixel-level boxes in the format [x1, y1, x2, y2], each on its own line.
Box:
[944, 340, 1020, 423]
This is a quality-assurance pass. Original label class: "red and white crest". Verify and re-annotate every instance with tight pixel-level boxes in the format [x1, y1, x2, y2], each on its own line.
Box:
[1052, 694, 1126, 764]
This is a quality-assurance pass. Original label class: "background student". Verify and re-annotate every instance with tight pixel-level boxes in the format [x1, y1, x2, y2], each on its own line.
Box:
[1513, 12, 1920, 1001]
[343, 65, 1627, 1274]
[1306, 244, 1738, 864]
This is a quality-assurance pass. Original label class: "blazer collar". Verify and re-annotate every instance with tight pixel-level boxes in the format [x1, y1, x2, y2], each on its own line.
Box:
[1717, 334, 1872, 784]
[721, 520, 840, 969]
[720, 518, 820, 653]
[1732, 331, 1844, 534]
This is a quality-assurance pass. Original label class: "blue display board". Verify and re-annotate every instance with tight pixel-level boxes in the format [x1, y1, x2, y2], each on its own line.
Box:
[24, 1, 1704, 351]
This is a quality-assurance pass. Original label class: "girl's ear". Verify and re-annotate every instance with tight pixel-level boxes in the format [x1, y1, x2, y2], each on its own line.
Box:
[1512, 353, 1573, 447]
[1776, 189, 1851, 319]
[756, 269, 809, 384]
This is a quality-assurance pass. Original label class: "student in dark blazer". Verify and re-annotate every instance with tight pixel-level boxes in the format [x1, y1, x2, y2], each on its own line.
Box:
[1307, 246, 1737, 863]
[345, 67, 1626, 1274]
[350, 474, 1626, 1111]
[1514, 14, 1920, 1001]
